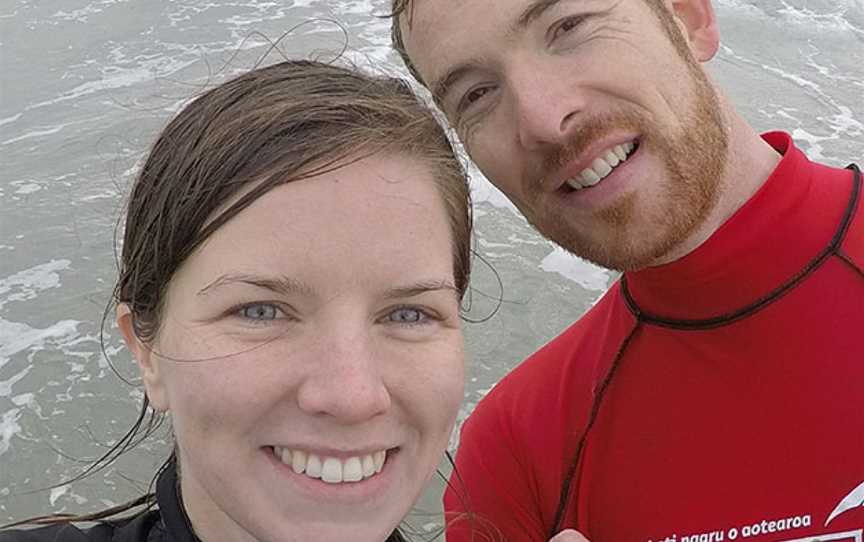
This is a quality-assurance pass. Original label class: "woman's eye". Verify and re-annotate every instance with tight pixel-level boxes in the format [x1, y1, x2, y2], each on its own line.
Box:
[386, 307, 428, 325]
[238, 303, 280, 321]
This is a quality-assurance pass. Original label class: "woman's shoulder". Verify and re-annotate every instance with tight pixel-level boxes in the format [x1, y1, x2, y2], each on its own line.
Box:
[0, 511, 164, 542]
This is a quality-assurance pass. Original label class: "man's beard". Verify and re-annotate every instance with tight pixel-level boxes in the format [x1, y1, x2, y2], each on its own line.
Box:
[524, 40, 728, 272]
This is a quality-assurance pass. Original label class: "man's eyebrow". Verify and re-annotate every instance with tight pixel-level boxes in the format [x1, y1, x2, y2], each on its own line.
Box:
[383, 279, 459, 299]
[431, 61, 482, 107]
[513, 0, 565, 31]
[197, 273, 315, 297]
[431, 0, 567, 106]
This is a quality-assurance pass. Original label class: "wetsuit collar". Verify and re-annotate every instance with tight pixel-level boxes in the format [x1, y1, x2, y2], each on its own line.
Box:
[156, 456, 201, 542]
[624, 132, 833, 321]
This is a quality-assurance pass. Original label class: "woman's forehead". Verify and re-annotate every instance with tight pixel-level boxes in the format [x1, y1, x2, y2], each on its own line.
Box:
[172, 154, 456, 291]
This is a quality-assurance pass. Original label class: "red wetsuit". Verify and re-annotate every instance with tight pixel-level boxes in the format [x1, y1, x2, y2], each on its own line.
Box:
[444, 132, 864, 542]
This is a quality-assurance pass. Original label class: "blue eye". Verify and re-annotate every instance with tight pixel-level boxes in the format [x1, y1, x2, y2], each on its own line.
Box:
[239, 303, 280, 321]
[387, 307, 427, 325]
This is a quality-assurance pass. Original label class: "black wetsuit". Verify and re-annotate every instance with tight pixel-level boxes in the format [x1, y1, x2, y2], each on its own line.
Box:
[1, 460, 195, 542]
[1, 458, 411, 542]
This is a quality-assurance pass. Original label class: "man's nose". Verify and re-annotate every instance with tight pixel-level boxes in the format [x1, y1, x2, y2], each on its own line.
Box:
[296, 333, 391, 423]
[511, 62, 584, 150]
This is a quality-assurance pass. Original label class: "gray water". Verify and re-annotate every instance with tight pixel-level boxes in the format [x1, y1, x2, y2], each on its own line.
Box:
[1, 0, 862, 533]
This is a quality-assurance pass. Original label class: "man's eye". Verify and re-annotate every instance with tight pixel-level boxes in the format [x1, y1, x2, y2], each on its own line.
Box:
[551, 15, 586, 41]
[238, 303, 280, 321]
[457, 85, 493, 114]
[386, 307, 428, 325]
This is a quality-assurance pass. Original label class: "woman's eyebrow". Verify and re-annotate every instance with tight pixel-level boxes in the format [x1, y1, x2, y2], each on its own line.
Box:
[197, 273, 315, 297]
[382, 279, 459, 299]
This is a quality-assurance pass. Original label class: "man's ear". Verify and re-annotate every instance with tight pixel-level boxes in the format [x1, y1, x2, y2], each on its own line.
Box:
[117, 304, 169, 412]
[670, 0, 721, 62]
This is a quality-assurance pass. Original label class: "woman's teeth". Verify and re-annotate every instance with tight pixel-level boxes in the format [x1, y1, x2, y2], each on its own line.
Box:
[566, 141, 637, 190]
[275, 446, 386, 484]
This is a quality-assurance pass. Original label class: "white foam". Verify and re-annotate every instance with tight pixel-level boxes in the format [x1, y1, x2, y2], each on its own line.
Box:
[0, 318, 81, 368]
[791, 128, 828, 160]
[0, 259, 71, 311]
[49, 485, 69, 507]
[11, 393, 35, 407]
[0, 408, 22, 456]
[51, 0, 132, 23]
[716, 0, 767, 17]
[0, 113, 21, 127]
[1, 125, 68, 146]
[81, 190, 118, 202]
[25, 52, 199, 111]
[0, 362, 31, 397]
[777, 0, 864, 35]
[719, 44, 861, 144]
[539, 246, 611, 293]
[823, 106, 864, 137]
[12, 182, 42, 195]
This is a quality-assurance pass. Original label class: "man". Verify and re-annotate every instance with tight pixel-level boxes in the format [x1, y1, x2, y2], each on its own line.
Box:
[391, 0, 864, 540]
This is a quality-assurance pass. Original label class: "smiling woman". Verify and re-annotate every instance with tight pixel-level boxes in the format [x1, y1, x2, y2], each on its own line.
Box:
[0, 60, 472, 542]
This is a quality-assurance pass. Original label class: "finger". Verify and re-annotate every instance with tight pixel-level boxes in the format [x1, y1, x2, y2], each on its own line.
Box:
[549, 529, 590, 542]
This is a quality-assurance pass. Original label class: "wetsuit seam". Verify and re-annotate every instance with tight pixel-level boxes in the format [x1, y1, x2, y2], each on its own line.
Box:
[620, 165, 861, 331]
[834, 250, 864, 278]
[550, 319, 642, 536]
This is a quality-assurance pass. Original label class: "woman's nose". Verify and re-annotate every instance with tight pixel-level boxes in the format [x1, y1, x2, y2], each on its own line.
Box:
[295, 333, 391, 423]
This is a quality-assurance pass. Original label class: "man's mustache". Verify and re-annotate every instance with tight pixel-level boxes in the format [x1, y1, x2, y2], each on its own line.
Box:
[536, 113, 645, 186]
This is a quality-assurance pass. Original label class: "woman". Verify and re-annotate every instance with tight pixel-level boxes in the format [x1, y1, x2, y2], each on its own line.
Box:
[1, 59, 471, 542]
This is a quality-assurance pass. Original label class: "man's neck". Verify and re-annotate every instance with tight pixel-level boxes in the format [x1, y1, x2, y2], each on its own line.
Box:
[650, 101, 782, 268]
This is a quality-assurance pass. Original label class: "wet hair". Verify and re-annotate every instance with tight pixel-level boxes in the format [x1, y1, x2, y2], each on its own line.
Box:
[2, 59, 471, 540]
[121, 59, 471, 344]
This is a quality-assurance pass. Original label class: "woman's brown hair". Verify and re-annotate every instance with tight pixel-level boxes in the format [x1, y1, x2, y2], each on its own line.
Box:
[121, 58, 471, 343]
[4, 59, 472, 540]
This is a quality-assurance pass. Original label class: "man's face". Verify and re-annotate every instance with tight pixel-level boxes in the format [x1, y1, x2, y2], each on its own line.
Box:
[400, 0, 729, 271]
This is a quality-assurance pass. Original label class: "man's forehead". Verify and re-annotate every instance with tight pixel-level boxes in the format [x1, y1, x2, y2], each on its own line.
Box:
[401, 0, 582, 77]
[401, 0, 517, 83]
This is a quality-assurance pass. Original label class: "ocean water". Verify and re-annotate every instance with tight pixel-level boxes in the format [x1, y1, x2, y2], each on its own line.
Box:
[1, 0, 862, 532]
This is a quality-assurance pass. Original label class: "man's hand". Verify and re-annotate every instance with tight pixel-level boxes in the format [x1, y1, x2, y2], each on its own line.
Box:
[549, 529, 590, 542]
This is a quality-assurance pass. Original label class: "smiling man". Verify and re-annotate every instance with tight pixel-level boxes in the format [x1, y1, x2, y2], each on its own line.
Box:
[392, 0, 864, 540]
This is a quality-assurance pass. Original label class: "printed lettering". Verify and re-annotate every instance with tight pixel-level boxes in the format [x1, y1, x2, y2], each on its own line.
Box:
[740, 515, 811, 538]
[649, 513, 814, 542]
[682, 531, 724, 542]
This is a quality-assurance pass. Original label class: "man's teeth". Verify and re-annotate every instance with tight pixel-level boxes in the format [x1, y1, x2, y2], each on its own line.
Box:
[275, 446, 386, 484]
[566, 141, 636, 190]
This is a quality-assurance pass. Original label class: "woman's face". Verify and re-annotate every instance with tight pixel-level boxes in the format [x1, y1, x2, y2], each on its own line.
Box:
[122, 154, 465, 542]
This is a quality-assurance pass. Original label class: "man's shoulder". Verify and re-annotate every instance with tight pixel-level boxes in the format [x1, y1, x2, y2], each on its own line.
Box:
[468, 283, 636, 435]
[838, 163, 864, 271]
[447, 283, 638, 531]
[806, 158, 864, 270]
